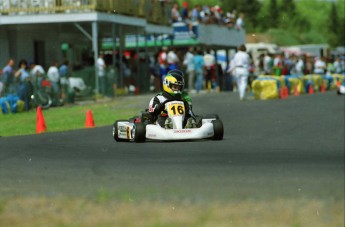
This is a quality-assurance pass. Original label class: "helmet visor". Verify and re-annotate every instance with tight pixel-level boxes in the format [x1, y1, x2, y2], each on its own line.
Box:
[169, 82, 183, 92]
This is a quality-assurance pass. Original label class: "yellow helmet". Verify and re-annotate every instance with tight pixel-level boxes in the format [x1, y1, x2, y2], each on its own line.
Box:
[163, 70, 185, 96]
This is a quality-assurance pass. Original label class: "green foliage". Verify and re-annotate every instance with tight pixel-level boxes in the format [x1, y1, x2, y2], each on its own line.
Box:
[268, 0, 280, 29]
[176, 0, 344, 46]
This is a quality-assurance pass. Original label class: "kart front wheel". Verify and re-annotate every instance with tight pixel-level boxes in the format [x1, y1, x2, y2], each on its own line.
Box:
[113, 120, 130, 142]
[212, 119, 224, 140]
[134, 122, 146, 143]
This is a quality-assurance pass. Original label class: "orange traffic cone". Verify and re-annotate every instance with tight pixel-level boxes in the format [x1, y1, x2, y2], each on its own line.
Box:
[85, 109, 95, 128]
[294, 85, 299, 96]
[36, 106, 47, 134]
[308, 84, 314, 94]
[320, 83, 326, 93]
[284, 86, 289, 98]
[336, 80, 341, 87]
[279, 87, 286, 99]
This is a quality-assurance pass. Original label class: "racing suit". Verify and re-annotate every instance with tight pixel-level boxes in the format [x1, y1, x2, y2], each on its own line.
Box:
[148, 91, 194, 128]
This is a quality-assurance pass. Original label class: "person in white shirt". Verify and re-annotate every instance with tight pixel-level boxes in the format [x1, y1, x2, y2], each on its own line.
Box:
[263, 53, 272, 75]
[230, 44, 250, 100]
[314, 57, 326, 75]
[183, 47, 195, 91]
[29, 62, 45, 88]
[333, 57, 343, 74]
[235, 13, 245, 30]
[47, 61, 60, 103]
[167, 47, 179, 71]
[97, 53, 106, 95]
[295, 57, 304, 76]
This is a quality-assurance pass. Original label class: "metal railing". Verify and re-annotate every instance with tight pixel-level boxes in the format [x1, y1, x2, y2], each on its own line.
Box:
[0, 0, 172, 25]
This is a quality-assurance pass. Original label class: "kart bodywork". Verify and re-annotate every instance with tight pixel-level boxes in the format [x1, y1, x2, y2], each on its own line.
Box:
[113, 101, 224, 143]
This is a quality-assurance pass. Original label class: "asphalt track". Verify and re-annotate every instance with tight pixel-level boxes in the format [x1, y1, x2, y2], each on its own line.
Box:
[0, 92, 344, 203]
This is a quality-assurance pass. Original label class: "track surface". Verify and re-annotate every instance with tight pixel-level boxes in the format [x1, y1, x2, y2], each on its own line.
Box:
[0, 92, 344, 202]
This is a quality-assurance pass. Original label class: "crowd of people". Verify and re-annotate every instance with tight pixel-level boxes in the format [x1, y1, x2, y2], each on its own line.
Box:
[256, 52, 344, 78]
[2, 45, 344, 112]
[170, 1, 244, 37]
[0, 58, 70, 110]
[149, 46, 228, 95]
[149, 44, 345, 101]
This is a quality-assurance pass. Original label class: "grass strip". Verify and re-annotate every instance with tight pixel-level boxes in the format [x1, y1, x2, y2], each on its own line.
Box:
[0, 96, 147, 137]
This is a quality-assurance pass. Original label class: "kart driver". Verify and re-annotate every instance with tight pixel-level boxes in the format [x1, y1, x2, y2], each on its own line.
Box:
[148, 69, 196, 129]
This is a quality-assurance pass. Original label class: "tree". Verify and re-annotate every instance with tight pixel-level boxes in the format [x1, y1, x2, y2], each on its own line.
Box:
[267, 0, 279, 29]
[236, 0, 262, 31]
[328, 2, 339, 34]
[281, 0, 297, 18]
[327, 2, 343, 47]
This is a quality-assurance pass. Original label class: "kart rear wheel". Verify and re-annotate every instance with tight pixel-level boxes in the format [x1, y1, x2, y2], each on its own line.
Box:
[113, 120, 130, 142]
[212, 119, 224, 140]
[134, 122, 146, 143]
[203, 114, 220, 120]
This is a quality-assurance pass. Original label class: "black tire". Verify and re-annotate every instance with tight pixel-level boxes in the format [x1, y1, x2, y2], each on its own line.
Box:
[212, 119, 224, 140]
[134, 122, 146, 143]
[113, 120, 130, 142]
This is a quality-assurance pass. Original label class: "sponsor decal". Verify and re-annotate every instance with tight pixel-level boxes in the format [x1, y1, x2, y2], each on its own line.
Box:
[118, 126, 128, 131]
[173, 129, 192, 133]
[147, 134, 157, 137]
[119, 132, 128, 137]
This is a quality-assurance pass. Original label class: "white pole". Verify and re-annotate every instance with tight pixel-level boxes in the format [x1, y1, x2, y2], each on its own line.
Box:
[92, 21, 99, 94]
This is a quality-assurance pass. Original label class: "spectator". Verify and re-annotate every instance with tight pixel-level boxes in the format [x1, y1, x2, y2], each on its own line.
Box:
[0, 79, 3, 97]
[97, 53, 106, 95]
[1, 58, 16, 95]
[15, 59, 32, 110]
[263, 53, 273, 75]
[213, 5, 223, 25]
[121, 54, 132, 90]
[47, 61, 61, 104]
[149, 52, 161, 92]
[230, 44, 250, 101]
[158, 46, 168, 85]
[193, 49, 205, 93]
[200, 5, 211, 24]
[333, 56, 344, 74]
[314, 57, 326, 75]
[203, 49, 216, 92]
[191, 4, 202, 22]
[29, 61, 45, 88]
[59, 60, 69, 102]
[227, 57, 238, 92]
[171, 3, 181, 23]
[180, 1, 195, 38]
[225, 10, 236, 29]
[216, 62, 224, 91]
[295, 56, 305, 76]
[183, 47, 195, 91]
[167, 47, 179, 72]
[273, 53, 283, 76]
[235, 13, 245, 30]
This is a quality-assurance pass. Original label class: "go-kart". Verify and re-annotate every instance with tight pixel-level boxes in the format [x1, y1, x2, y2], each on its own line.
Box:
[112, 100, 224, 143]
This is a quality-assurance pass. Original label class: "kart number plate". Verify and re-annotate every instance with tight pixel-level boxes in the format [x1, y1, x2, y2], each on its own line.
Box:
[166, 102, 185, 117]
